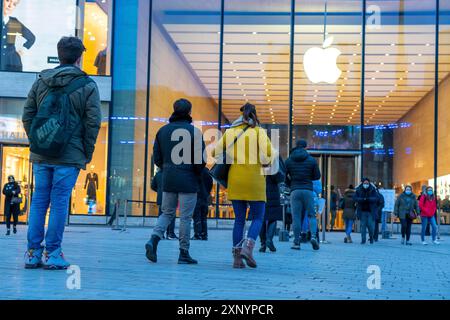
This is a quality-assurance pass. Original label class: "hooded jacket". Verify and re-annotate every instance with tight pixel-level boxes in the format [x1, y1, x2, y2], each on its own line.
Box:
[394, 191, 419, 220]
[419, 195, 437, 218]
[341, 188, 357, 220]
[353, 183, 379, 219]
[22, 65, 102, 169]
[285, 147, 321, 192]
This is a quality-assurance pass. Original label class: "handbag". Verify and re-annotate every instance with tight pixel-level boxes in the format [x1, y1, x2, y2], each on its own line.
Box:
[209, 125, 250, 188]
[11, 195, 22, 205]
[407, 209, 417, 220]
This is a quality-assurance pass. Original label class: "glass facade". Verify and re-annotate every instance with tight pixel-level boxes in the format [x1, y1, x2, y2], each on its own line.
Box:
[1, 0, 450, 226]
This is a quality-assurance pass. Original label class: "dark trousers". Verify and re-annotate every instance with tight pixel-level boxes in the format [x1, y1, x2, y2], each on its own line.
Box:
[400, 218, 412, 241]
[360, 211, 375, 243]
[193, 202, 208, 238]
[373, 219, 380, 241]
[158, 206, 175, 236]
[260, 220, 277, 245]
[5, 210, 19, 229]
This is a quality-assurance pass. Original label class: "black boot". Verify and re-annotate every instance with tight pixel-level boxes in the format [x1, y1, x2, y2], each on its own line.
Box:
[145, 235, 160, 263]
[6, 229, 10, 236]
[13, 227, 17, 234]
[259, 243, 267, 253]
[178, 249, 198, 264]
[266, 222, 277, 252]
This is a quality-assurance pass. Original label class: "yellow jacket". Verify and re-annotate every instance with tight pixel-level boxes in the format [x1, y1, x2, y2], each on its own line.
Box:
[213, 124, 273, 202]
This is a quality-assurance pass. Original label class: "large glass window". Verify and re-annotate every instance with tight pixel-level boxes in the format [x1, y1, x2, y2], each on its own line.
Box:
[1, 0, 113, 75]
[146, 0, 221, 217]
[363, 0, 436, 195]
[294, 0, 362, 150]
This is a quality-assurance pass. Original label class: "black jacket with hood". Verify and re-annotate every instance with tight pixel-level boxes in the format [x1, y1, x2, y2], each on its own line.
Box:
[22, 65, 102, 169]
[285, 147, 321, 192]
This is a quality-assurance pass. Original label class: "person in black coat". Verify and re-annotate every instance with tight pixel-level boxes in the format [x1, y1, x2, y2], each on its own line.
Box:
[146, 99, 206, 265]
[260, 156, 286, 253]
[192, 167, 213, 240]
[373, 186, 385, 242]
[353, 178, 379, 244]
[3, 175, 21, 235]
[2, 0, 36, 71]
[150, 168, 177, 239]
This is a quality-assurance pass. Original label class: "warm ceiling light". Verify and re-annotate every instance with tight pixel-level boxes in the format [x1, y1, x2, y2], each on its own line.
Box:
[236, 76, 239, 79]
[230, 61, 234, 64]
[233, 69, 237, 72]
[371, 77, 376, 80]
[385, 53, 389, 56]
[411, 62, 415, 65]
[263, 76, 267, 79]
[261, 69, 265, 72]
[264, 83, 267, 86]
[259, 62, 263, 64]
[380, 62, 384, 65]
[390, 43, 395, 46]
[253, 31, 258, 35]
[257, 53, 262, 56]
[356, 43, 361, 46]
[375, 70, 379, 73]
[418, 53, 422, 57]
[353, 53, 357, 56]
[238, 82, 242, 85]
[267, 99, 271, 102]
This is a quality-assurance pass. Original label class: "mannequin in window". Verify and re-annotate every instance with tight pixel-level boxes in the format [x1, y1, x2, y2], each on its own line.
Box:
[84, 165, 99, 214]
[1, 0, 36, 71]
[94, 48, 107, 75]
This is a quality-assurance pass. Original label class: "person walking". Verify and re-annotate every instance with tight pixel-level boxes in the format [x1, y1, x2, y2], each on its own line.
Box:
[341, 185, 356, 243]
[3, 175, 21, 236]
[22, 36, 102, 269]
[419, 186, 440, 245]
[213, 103, 273, 268]
[329, 185, 338, 232]
[353, 178, 379, 245]
[145, 99, 206, 264]
[285, 139, 321, 251]
[192, 167, 213, 241]
[394, 185, 419, 246]
[150, 168, 177, 240]
[259, 156, 285, 253]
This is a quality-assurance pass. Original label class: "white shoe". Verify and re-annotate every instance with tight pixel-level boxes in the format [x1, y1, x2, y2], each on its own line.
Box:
[433, 240, 441, 245]
[422, 241, 428, 245]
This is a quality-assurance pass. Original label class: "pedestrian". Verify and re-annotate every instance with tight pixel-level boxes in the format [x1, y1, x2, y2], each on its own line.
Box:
[442, 195, 450, 213]
[22, 36, 102, 269]
[192, 167, 213, 241]
[419, 186, 440, 245]
[3, 175, 21, 236]
[341, 185, 356, 243]
[145, 98, 206, 264]
[329, 185, 338, 231]
[353, 178, 379, 245]
[285, 139, 321, 251]
[394, 185, 419, 246]
[373, 186, 385, 242]
[259, 156, 286, 253]
[150, 168, 178, 240]
[213, 102, 273, 268]
[418, 184, 431, 236]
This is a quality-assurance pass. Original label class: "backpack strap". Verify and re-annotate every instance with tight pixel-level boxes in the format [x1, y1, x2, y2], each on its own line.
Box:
[63, 76, 94, 95]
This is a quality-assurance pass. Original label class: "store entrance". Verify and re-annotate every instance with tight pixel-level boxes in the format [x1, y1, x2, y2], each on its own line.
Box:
[0, 145, 32, 225]
[311, 151, 361, 231]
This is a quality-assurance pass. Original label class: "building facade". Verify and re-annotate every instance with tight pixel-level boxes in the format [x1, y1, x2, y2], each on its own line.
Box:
[1, 0, 450, 228]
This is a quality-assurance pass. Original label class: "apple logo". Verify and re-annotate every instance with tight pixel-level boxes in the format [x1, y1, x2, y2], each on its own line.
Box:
[303, 37, 342, 84]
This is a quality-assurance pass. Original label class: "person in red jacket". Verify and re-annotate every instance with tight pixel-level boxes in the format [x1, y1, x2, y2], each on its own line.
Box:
[419, 187, 440, 245]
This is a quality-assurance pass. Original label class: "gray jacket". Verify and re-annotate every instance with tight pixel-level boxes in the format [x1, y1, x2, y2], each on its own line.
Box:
[394, 192, 420, 219]
[22, 65, 101, 169]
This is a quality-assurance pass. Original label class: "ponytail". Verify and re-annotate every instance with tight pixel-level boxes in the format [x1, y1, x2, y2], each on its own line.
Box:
[240, 102, 260, 128]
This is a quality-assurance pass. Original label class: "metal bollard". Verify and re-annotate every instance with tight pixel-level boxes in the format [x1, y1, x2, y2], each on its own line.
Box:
[112, 200, 121, 230]
[122, 200, 128, 231]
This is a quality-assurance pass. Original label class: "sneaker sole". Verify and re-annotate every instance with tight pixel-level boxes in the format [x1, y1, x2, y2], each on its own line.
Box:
[178, 261, 198, 264]
[24, 263, 42, 269]
[145, 243, 157, 263]
[291, 246, 301, 250]
[310, 239, 320, 250]
[43, 265, 69, 270]
[240, 255, 257, 268]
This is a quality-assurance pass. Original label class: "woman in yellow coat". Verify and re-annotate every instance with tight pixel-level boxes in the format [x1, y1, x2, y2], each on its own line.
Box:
[213, 103, 273, 268]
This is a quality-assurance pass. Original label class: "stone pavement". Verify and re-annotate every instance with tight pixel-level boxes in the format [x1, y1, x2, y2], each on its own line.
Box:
[1, 225, 449, 300]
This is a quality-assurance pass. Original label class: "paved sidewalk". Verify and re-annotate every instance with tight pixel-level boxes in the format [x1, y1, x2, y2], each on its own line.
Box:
[1, 225, 449, 300]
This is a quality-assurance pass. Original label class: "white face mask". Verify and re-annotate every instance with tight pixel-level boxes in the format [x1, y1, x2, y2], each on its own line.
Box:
[363, 183, 369, 189]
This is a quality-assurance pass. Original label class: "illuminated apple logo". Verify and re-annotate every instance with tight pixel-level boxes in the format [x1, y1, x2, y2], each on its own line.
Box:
[303, 37, 342, 84]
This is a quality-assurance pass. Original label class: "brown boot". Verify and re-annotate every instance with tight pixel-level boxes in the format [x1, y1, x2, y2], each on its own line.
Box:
[232, 247, 245, 269]
[240, 238, 257, 268]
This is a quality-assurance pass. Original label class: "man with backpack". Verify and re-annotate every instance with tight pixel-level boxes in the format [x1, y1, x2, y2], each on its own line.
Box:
[22, 37, 101, 269]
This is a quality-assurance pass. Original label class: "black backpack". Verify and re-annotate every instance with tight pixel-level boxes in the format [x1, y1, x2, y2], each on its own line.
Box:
[29, 76, 93, 158]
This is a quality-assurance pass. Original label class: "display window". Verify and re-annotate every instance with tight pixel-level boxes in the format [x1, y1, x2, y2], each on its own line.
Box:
[1, 0, 113, 75]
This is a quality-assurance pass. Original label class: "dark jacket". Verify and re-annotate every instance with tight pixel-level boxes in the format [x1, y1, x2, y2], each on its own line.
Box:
[285, 148, 321, 192]
[150, 171, 163, 205]
[353, 184, 379, 220]
[330, 191, 339, 210]
[2, 182, 21, 216]
[22, 65, 102, 170]
[394, 192, 419, 220]
[375, 189, 385, 220]
[341, 188, 357, 220]
[264, 157, 286, 221]
[153, 113, 206, 193]
[197, 167, 213, 206]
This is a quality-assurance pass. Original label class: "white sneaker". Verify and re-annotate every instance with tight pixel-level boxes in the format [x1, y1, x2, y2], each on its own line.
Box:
[433, 240, 441, 245]
[422, 241, 428, 245]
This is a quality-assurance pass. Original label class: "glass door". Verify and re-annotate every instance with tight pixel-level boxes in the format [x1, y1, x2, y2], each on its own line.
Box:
[0, 145, 32, 224]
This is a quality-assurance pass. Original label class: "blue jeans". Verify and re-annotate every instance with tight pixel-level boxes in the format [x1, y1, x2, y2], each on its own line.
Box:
[421, 216, 437, 241]
[344, 219, 354, 236]
[231, 200, 265, 246]
[27, 164, 80, 253]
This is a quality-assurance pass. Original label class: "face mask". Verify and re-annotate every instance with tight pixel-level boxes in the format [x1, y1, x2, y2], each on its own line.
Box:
[405, 190, 412, 195]
[427, 190, 433, 196]
[363, 184, 369, 189]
